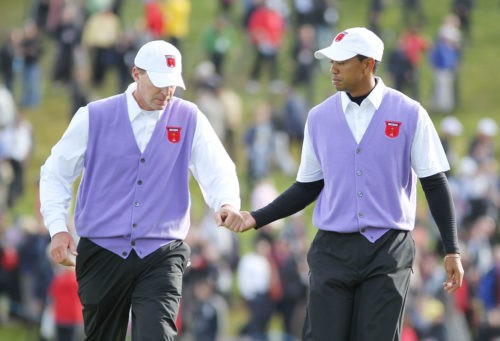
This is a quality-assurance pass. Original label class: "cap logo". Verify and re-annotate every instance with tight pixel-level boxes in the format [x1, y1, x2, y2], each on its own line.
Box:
[165, 55, 176, 68]
[335, 31, 348, 42]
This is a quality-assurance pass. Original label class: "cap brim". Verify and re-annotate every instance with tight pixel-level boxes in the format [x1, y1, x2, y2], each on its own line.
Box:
[314, 47, 357, 62]
[147, 70, 186, 90]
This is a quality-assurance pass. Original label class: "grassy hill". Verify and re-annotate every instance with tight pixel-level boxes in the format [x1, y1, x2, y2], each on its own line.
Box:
[5, 0, 498, 220]
[0, 0, 498, 339]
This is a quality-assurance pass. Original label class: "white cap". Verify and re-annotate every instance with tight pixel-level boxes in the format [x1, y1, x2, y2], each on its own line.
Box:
[134, 40, 186, 89]
[477, 117, 498, 137]
[314, 27, 384, 62]
[440, 116, 463, 136]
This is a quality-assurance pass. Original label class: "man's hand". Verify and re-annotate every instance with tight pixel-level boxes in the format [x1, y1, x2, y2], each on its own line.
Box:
[239, 211, 257, 232]
[50, 231, 78, 267]
[214, 204, 244, 230]
[442, 254, 464, 293]
[215, 205, 256, 233]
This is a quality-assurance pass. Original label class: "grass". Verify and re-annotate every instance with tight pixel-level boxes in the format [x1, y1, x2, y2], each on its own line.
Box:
[1, 0, 499, 339]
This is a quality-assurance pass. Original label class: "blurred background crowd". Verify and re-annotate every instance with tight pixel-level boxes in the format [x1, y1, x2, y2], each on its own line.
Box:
[0, 0, 498, 340]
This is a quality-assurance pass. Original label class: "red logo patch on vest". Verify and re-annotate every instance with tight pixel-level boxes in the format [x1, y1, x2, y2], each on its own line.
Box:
[166, 126, 181, 143]
[385, 121, 402, 138]
[335, 31, 348, 42]
[165, 55, 176, 68]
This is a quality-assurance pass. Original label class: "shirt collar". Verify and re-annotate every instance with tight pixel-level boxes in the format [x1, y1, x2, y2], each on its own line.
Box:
[125, 83, 161, 121]
[340, 77, 386, 112]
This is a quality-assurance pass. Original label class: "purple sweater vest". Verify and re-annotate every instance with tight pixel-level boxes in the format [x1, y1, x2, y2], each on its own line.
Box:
[308, 88, 419, 242]
[75, 94, 197, 258]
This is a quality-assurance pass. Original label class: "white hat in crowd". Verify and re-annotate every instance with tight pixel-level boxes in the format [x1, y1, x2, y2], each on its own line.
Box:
[134, 40, 186, 89]
[440, 116, 463, 136]
[314, 27, 384, 62]
[477, 117, 498, 137]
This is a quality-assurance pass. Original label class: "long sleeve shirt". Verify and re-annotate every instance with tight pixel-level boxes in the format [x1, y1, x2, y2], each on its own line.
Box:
[40, 83, 240, 238]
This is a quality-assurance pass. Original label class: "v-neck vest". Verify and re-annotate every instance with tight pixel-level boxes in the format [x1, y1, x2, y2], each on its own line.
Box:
[75, 94, 197, 258]
[307, 88, 419, 243]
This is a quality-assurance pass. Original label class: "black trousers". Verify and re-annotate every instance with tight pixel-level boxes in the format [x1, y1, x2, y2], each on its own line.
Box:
[302, 229, 414, 341]
[75, 238, 190, 341]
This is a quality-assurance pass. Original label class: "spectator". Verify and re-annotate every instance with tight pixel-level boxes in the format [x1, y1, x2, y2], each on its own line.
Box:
[30, 0, 51, 32]
[244, 102, 296, 185]
[468, 117, 498, 167]
[0, 82, 17, 128]
[429, 14, 462, 114]
[244, 102, 277, 185]
[477, 244, 500, 339]
[218, 0, 235, 15]
[81, 6, 122, 88]
[190, 277, 228, 341]
[161, 0, 192, 50]
[1, 113, 34, 208]
[17, 216, 53, 323]
[398, 24, 429, 100]
[272, 236, 307, 341]
[439, 115, 463, 174]
[202, 14, 236, 77]
[401, 0, 426, 28]
[245, 0, 286, 94]
[237, 233, 277, 341]
[463, 118, 498, 223]
[193, 73, 227, 143]
[20, 20, 43, 108]
[50, 3, 83, 86]
[312, 0, 339, 51]
[0, 228, 20, 323]
[291, 23, 317, 99]
[143, 0, 165, 39]
[48, 265, 84, 341]
[0, 28, 22, 92]
[280, 85, 308, 143]
[217, 79, 243, 159]
[250, 178, 283, 231]
[367, 0, 385, 36]
[452, 0, 475, 42]
[68, 57, 91, 120]
[387, 41, 413, 95]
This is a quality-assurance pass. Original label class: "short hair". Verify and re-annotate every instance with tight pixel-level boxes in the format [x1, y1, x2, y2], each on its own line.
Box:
[356, 54, 380, 73]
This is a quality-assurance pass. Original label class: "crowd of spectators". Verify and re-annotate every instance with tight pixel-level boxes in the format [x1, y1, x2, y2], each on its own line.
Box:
[0, 0, 497, 340]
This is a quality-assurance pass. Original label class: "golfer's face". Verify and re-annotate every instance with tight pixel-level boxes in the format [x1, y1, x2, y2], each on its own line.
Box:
[329, 56, 370, 97]
[133, 67, 176, 111]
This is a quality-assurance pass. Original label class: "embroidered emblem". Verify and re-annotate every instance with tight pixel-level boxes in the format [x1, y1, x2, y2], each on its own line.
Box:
[166, 126, 181, 143]
[165, 55, 176, 68]
[335, 31, 348, 42]
[385, 121, 402, 138]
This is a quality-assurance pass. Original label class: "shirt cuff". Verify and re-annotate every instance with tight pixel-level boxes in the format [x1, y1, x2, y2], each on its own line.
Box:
[217, 199, 241, 211]
[47, 219, 69, 238]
